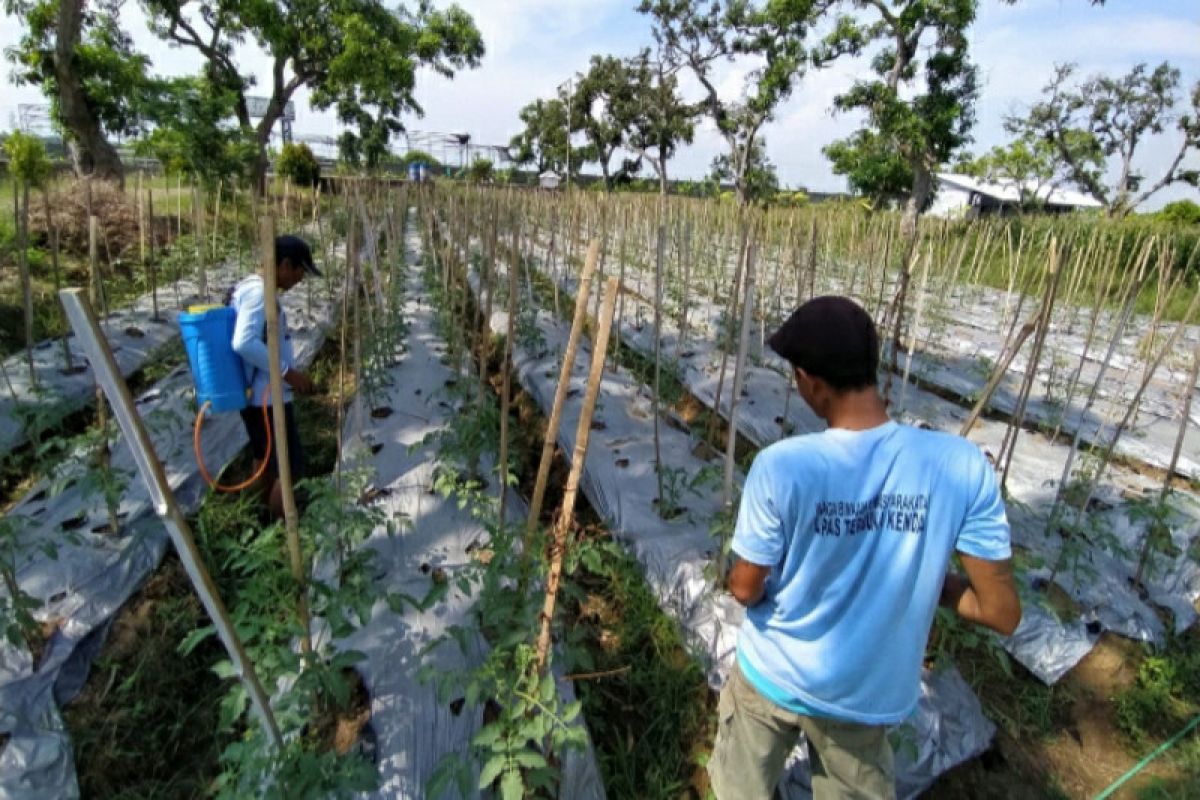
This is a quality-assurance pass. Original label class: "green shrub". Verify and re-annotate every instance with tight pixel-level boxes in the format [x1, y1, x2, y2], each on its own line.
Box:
[276, 143, 321, 187]
[3, 131, 53, 187]
[1157, 199, 1200, 227]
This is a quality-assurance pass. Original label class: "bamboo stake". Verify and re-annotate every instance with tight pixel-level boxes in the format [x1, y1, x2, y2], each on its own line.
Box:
[717, 240, 757, 582]
[58, 287, 283, 750]
[261, 216, 312, 655]
[497, 221, 521, 527]
[652, 224, 667, 513]
[527, 241, 599, 535]
[960, 320, 1037, 437]
[1135, 342, 1200, 586]
[147, 185, 160, 321]
[999, 240, 1066, 491]
[17, 180, 35, 385]
[707, 221, 750, 444]
[41, 187, 73, 372]
[535, 277, 619, 673]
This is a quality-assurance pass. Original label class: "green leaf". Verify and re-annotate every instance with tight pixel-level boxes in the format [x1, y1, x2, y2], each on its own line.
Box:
[499, 767, 524, 800]
[211, 659, 237, 680]
[178, 625, 215, 656]
[513, 749, 547, 770]
[478, 752, 505, 789]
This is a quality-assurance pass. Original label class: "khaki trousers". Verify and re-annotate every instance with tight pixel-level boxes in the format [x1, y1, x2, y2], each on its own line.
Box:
[707, 662, 896, 800]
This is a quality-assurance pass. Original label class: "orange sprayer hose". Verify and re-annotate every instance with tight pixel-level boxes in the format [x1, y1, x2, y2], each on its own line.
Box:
[194, 395, 272, 493]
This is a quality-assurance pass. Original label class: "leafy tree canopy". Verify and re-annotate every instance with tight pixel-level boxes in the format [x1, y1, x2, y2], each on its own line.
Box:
[133, 77, 256, 186]
[639, 0, 827, 204]
[954, 133, 1072, 210]
[823, 0, 979, 235]
[509, 97, 570, 175]
[1006, 61, 1200, 217]
[710, 138, 779, 204]
[3, 130, 54, 186]
[823, 128, 911, 207]
[1156, 199, 1200, 227]
[277, 142, 321, 187]
[141, 0, 483, 188]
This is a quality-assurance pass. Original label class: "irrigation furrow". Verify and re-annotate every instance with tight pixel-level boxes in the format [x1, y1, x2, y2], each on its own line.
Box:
[318, 217, 604, 799]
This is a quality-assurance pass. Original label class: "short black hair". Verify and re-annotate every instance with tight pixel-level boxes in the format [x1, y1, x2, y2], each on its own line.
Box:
[767, 296, 879, 391]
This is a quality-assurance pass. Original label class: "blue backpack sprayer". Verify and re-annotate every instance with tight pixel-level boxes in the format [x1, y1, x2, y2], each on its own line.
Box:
[179, 303, 273, 492]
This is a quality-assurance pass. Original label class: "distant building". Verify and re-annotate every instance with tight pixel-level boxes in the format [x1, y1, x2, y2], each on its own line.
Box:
[928, 172, 1102, 218]
[538, 170, 561, 190]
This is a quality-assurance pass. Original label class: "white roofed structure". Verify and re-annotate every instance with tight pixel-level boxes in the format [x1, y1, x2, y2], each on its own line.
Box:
[929, 172, 1103, 218]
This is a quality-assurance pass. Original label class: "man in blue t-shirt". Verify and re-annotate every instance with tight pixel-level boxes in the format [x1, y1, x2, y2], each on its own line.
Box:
[707, 296, 1021, 800]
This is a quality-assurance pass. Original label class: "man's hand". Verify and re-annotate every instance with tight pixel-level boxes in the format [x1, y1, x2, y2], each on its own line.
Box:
[284, 369, 315, 395]
[940, 555, 1022, 635]
[728, 559, 771, 607]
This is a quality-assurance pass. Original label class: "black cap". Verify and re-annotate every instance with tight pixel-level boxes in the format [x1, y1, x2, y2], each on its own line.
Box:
[768, 296, 879, 389]
[276, 235, 321, 277]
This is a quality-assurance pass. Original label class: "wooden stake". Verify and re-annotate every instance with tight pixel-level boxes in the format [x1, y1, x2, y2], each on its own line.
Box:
[535, 277, 619, 673]
[17, 180, 35, 385]
[41, 187, 73, 372]
[497, 221, 521, 527]
[262, 216, 312, 655]
[527, 240, 600, 534]
[58, 287, 283, 749]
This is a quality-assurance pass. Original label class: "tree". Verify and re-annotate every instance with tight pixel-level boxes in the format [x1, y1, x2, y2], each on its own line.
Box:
[134, 77, 256, 186]
[823, 1, 978, 404]
[277, 142, 321, 187]
[509, 97, 570, 175]
[639, 0, 828, 206]
[466, 157, 494, 183]
[622, 49, 697, 196]
[824, 129, 912, 208]
[142, 0, 484, 192]
[710, 137, 779, 204]
[1007, 62, 1200, 218]
[5, 0, 157, 183]
[824, 0, 979, 242]
[956, 134, 1068, 212]
[570, 56, 634, 192]
[1157, 199, 1200, 227]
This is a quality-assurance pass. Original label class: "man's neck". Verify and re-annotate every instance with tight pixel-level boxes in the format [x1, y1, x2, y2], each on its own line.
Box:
[824, 389, 890, 432]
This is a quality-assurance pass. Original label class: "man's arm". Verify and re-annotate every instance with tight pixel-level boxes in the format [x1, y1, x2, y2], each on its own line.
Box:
[940, 555, 1022, 635]
[233, 287, 313, 393]
[231, 288, 271, 372]
[728, 559, 772, 607]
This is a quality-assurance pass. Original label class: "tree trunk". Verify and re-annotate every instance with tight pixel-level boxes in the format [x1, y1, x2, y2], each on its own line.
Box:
[884, 164, 932, 404]
[55, 0, 123, 184]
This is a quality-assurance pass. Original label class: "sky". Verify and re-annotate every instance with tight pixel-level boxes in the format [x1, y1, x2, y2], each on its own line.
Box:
[2, 0, 1198, 210]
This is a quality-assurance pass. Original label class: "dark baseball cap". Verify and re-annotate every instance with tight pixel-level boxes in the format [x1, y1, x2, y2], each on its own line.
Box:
[768, 296, 879, 389]
[276, 235, 321, 277]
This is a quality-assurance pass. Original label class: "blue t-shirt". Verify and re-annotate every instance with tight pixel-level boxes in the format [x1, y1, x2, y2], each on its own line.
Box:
[732, 421, 1011, 726]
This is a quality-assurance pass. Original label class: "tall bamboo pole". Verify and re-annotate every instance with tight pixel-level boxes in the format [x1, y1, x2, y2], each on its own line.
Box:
[535, 277, 619, 673]
[527, 241, 600, 534]
[261, 216, 312, 655]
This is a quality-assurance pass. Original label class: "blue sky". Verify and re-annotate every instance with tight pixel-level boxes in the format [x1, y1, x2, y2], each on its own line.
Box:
[3, 0, 1198, 209]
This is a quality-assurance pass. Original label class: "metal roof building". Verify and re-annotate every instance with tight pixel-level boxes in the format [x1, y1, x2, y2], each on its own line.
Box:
[929, 172, 1103, 218]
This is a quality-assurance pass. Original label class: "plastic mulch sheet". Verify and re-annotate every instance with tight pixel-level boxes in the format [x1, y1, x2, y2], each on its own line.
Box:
[319, 224, 604, 799]
[0, 281, 332, 800]
[461, 247, 997, 799]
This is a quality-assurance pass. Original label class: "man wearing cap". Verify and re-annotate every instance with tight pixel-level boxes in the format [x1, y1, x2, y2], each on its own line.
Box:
[229, 234, 322, 518]
[708, 296, 1021, 799]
